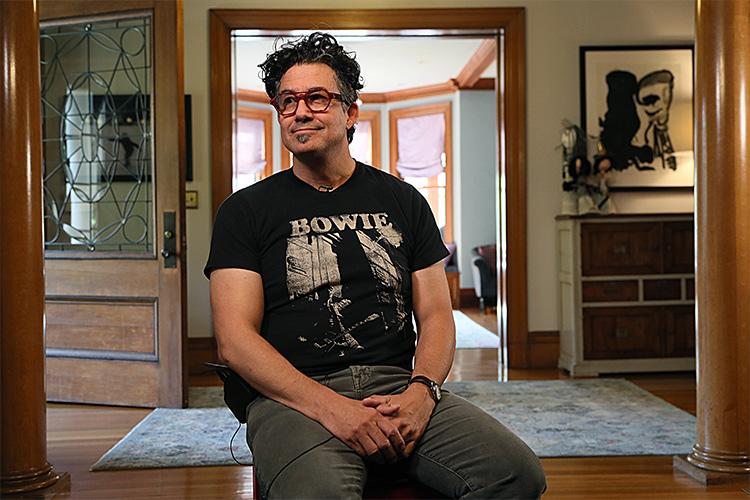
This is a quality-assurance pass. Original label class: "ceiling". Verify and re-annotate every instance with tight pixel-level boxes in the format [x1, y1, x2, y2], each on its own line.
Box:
[233, 35, 497, 94]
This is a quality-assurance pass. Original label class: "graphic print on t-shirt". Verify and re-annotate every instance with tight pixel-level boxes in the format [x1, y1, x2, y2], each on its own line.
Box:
[285, 212, 408, 356]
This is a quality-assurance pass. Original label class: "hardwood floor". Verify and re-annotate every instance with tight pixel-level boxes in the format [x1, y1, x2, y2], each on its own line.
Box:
[459, 307, 500, 334]
[42, 309, 747, 498]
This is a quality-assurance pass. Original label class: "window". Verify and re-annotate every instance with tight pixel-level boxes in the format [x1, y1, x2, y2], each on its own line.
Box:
[234, 106, 273, 191]
[389, 101, 453, 241]
[281, 109, 381, 169]
[350, 110, 381, 167]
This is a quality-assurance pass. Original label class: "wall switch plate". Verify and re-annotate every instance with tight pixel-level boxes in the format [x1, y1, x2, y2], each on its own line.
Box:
[186, 190, 199, 209]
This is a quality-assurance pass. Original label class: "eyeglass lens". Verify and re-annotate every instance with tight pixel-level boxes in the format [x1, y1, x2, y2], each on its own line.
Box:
[278, 90, 332, 115]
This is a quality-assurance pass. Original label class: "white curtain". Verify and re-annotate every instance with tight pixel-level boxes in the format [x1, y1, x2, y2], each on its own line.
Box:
[396, 113, 445, 178]
[349, 120, 372, 165]
[236, 117, 266, 175]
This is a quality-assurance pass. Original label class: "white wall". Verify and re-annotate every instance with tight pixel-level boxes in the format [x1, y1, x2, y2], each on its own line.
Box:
[184, 0, 695, 338]
[456, 90, 498, 289]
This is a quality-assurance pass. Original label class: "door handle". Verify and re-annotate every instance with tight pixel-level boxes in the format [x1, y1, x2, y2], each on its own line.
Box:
[162, 211, 177, 268]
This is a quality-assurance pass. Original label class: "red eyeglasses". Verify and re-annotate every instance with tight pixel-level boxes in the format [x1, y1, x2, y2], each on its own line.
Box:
[271, 88, 344, 117]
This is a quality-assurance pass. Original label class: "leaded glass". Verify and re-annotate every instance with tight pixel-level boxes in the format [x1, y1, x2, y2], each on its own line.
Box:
[41, 15, 154, 254]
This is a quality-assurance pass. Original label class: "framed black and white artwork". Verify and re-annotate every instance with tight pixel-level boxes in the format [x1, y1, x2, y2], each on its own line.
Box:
[580, 45, 694, 189]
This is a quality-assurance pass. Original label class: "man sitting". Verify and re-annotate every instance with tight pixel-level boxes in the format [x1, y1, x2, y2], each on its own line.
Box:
[205, 32, 546, 499]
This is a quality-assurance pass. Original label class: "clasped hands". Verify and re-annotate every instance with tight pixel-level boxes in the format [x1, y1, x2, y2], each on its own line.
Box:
[324, 384, 436, 464]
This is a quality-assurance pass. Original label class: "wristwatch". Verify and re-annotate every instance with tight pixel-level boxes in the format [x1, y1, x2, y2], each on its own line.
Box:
[408, 375, 442, 403]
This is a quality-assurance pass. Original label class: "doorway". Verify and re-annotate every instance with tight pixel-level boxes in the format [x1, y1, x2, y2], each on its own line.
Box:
[209, 8, 528, 378]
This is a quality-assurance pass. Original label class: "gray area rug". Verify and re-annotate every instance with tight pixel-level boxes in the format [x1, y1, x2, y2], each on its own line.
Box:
[91, 379, 696, 471]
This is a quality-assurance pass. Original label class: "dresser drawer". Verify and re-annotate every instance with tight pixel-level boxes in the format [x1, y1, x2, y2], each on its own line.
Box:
[583, 307, 662, 359]
[581, 223, 661, 276]
[643, 279, 681, 300]
[582, 280, 638, 302]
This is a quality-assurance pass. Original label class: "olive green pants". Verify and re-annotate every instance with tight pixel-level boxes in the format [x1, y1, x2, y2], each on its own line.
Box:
[246, 365, 546, 499]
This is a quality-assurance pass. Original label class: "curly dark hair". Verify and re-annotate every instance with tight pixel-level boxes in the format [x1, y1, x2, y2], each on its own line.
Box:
[259, 32, 363, 143]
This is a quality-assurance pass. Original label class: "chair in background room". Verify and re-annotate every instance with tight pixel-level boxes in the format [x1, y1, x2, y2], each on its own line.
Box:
[471, 244, 497, 313]
[444, 241, 460, 309]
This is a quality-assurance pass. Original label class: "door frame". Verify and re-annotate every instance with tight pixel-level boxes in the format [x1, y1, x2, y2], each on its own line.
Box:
[209, 8, 529, 372]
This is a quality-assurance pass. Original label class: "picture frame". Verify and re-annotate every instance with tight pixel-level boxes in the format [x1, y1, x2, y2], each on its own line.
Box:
[81, 94, 194, 183]
[580, 45, 694, 190]
[91, 93, 152, 183]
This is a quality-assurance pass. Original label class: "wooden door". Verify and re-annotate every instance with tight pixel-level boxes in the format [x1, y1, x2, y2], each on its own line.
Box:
[39, 0, 186, 407]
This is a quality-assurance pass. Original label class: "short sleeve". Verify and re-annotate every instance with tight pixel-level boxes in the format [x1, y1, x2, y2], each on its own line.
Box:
[203, 193, 261, 278]
[409, 187, 450, 272]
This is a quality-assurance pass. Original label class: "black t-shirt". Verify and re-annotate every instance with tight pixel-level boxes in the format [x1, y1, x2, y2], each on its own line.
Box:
[204, 161, 449, 376]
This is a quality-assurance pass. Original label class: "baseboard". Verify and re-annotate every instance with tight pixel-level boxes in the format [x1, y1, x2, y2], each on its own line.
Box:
[187, 337, 219, 375]
[527, 330, 560, 369]
[459, 288, 480, 308]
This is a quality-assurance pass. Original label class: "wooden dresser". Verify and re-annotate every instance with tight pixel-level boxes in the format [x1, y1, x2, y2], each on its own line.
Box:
[556, 214, 695, 376]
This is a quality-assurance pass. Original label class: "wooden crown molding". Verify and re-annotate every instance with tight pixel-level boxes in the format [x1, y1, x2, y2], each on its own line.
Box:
[238, 77, 495, 107]
[464, 77, 495, 91]
[359, 92, 388, 103]
[236, 88, 269, 104]
[238, 79, 490, 105]
[361, 80, 457, 103]
[359, 78, 495, 103]
[455, 39, 497, 89]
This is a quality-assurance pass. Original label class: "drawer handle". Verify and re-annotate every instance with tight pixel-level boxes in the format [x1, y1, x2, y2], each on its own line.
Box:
[612, 244, 628, 255]
[615, 328, 629, 339]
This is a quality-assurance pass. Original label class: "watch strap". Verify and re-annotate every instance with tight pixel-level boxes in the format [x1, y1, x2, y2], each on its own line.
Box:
[408, 375, 441, 403]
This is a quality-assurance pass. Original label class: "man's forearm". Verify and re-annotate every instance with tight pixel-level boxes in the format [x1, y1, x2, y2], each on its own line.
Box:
[219, 327, 408, 462]
[411, 313, 456, 385]
[361, 311, 454, 457]
[218, 328, 341, 423]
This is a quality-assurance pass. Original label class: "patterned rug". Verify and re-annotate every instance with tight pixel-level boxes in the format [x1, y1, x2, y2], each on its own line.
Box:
[452, 310, 499, 349]
[91, 379, 696, 471]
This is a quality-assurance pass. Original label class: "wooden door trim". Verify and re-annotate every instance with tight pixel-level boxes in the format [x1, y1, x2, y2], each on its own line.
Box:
[209, 8, 529, 370]
[210, 10, 233, 217]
